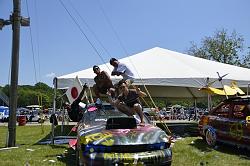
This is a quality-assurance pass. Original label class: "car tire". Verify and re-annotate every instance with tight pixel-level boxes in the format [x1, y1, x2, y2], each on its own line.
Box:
[205, 128, 217, 147]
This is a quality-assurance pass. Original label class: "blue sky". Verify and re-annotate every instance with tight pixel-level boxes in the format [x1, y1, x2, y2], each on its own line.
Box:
[0, 0, 249, 87]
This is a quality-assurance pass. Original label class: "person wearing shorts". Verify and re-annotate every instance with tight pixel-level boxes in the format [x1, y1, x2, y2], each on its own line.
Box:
[107, 81, 147, 124]
[92, 65, 114, 99]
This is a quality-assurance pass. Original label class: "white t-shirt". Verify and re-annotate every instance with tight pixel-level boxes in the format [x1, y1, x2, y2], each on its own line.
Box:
[113, 62, 135, 80]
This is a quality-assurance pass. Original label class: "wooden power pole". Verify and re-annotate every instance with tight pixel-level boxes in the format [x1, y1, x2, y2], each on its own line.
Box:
[0, 0, 30, 147]
[8, 0, 21, 147]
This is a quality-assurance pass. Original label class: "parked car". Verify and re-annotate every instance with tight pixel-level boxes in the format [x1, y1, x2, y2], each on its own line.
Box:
[0, 106, 9, 122]
[17, 107, 41, 122]
[76, 103, 172, 166]
[198, 96, 250, 149]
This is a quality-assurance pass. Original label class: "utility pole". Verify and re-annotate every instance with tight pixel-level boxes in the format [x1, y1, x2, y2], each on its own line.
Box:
[0, 0, 29, 147]
[8, 0, 21, 147]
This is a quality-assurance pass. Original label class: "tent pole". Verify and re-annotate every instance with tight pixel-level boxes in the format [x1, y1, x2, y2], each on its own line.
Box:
[247, 83, 250, 96]
[61, 106, 65, 134]
[206, 77, 210, 112]
[207, 94, 210, 111]
[194, 98, 197, 120]
[51, 77, 57, 145]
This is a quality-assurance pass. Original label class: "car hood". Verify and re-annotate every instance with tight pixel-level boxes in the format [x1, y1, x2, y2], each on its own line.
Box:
[78, 124, 169, 146]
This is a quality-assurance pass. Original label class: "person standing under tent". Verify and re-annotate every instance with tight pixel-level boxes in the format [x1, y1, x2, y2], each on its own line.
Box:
[92, 65, 114, 100]
[107, 80, 147, 124]
[109, 58, 135, 85]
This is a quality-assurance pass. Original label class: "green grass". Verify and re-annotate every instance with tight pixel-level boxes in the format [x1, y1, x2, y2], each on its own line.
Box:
[0, 125, 250, 166]
[172, 137, 250, 166]
[0, 125, 76, 166]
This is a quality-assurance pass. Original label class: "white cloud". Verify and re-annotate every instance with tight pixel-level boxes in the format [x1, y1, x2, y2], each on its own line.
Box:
[45, 72, 56, 78]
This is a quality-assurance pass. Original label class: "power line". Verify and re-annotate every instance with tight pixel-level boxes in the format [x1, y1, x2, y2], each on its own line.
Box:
[58, 0, 108, 68]
[68, 0, 112, 60]
[25, 0, 38, 83]
[98, 0, 157, 108]
[34, 0, 41, 82]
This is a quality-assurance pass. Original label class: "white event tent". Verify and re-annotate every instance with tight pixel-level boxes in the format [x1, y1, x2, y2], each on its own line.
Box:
[56, 47, 250, 98]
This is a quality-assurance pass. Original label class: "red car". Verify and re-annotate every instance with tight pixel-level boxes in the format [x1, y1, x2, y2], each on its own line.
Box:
[198, 96, 250, 149]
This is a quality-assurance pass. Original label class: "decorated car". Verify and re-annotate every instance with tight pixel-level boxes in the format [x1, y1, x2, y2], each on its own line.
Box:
[75, 103, 172, 166]
[198, 96, 250, 149]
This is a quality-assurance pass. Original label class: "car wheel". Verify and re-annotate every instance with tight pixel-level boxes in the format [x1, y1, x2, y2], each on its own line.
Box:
[205, 128, 216, 147]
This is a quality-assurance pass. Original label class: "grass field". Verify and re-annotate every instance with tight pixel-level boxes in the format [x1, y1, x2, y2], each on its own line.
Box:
[0, 125, 250, 166]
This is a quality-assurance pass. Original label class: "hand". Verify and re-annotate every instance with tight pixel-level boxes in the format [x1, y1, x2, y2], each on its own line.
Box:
[135, 87, 141, 93]
[106, 89, 111, 96]
[83, 83, 88, 89]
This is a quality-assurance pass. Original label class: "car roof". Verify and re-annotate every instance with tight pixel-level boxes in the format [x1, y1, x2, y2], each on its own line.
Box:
[224, 96, 250, 102]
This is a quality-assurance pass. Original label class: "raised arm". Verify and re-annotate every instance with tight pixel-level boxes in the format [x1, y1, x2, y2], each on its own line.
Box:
[103, 71, 112, 82]
[133, 85, 147, 97]
[73, 83, 88, 105]
[111, 70, 123, 76]
[78, 83, 88, 99]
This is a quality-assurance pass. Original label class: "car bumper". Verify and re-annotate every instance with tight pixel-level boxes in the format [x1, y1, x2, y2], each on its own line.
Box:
[80, 149, 172, 166]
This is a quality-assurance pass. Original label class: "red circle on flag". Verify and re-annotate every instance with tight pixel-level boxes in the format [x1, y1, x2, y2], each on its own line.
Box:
[71, 87, 78, 99]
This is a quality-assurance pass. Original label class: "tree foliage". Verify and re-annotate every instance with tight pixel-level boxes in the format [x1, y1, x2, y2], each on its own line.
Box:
[0, 82, 56, 108]
[188, 29, 250, 68]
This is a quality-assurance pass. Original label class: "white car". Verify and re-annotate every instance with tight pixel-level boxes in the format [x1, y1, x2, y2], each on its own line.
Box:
[0, 106, 9, 122]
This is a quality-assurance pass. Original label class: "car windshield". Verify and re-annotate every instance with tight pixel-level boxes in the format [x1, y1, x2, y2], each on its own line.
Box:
[82, 103, 150, 126]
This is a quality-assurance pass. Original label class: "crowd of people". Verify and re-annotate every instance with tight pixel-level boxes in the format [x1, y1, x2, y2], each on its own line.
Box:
[148, 106, 208, 121]
[66, 58, 147, 125]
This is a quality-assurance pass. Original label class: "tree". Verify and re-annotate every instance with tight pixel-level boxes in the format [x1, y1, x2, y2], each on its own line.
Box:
[1, 82, 56, 108]
[188, 29, 250, 68]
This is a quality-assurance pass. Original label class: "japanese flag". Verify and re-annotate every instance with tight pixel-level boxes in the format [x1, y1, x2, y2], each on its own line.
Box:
[66, 76, 83, 104]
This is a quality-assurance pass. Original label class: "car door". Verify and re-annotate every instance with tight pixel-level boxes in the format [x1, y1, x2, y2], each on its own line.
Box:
[244, 104, 250, 146]
[209, 103, 232, 141]
[229, 102, 250, 146]
[227, 103, 245, 144]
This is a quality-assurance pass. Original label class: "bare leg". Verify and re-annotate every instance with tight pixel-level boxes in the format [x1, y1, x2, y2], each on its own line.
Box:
[93, 84, 100, 99]
[115, 103, 134, 116]
[107, 88, 136, 117]
[133, 103, 144, 123]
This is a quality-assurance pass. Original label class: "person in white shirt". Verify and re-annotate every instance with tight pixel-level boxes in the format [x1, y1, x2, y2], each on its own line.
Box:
[109, 58, 135, 85]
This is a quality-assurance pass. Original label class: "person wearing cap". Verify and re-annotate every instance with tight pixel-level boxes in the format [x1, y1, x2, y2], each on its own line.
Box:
[109, 58, 135, 85]
[93, 65, 114, 99]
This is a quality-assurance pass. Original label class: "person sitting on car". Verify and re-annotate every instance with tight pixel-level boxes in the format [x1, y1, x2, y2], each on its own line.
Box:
[107, 80, 147, 124]
[92, 65, 114, 101]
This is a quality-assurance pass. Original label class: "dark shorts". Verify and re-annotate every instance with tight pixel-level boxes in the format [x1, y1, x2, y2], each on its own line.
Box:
[126, 101, 141, 108]
[98, 86, 110, 94]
